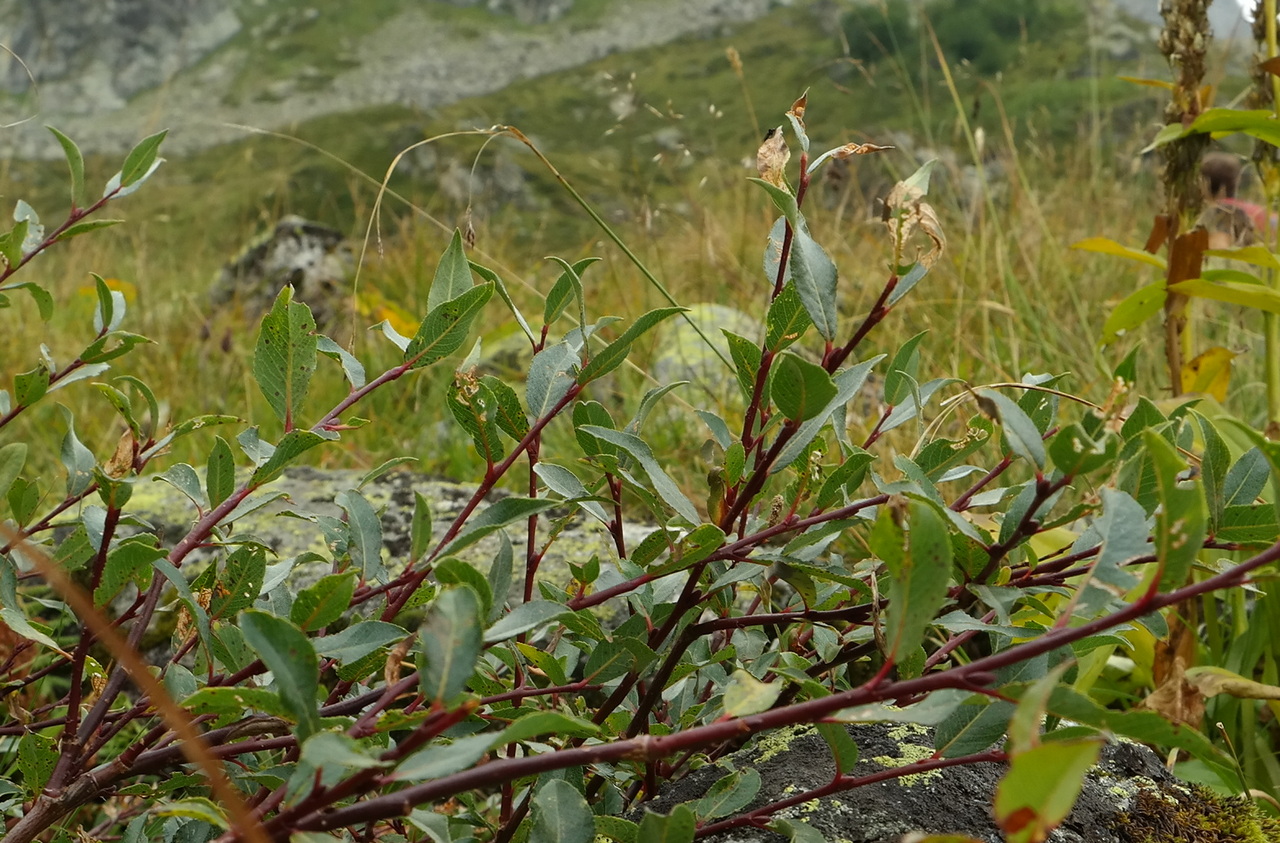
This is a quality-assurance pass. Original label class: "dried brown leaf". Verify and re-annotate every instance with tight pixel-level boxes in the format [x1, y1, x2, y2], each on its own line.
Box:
[756, 127, 790, 188]
[884, 179, 945, 269]
[788, 91, 808, 124]
[832, 142, 894, 159]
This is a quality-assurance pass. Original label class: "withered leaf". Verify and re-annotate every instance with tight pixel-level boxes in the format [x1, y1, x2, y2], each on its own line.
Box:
[756, 127, 791, 188]
[884, 176, 945, 269]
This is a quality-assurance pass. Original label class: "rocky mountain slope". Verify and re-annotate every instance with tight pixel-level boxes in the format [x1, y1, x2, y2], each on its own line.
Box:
[0, 0, 792, 159]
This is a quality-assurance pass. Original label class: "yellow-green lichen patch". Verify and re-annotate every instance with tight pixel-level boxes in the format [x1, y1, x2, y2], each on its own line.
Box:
[886, 722, 929, 742]
[870, 742, 943, 786]
[752, 724, 815, 765]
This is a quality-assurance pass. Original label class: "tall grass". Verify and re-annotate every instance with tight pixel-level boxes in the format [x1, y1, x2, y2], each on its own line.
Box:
[5, 2, 1244, 486]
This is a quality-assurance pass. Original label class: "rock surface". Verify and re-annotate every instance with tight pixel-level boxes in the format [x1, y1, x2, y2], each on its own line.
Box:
[207, 215, 355, 333]
[0, 0, 795, 159]
[124, 466, 649, 603]
[642, 722, 1246, 843]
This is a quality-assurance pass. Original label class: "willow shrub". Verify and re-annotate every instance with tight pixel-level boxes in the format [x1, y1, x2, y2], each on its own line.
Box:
[2, 98, 1279, 843]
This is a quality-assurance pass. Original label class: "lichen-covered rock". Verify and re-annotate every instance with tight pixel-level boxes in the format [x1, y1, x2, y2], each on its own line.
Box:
[207, 216, 354, 335]
[651, 303, 758, 406]
[438, 0, 576, 26]
[124, 466, 649, 608]
[641, 722, 1243, 843]
[0, 0, 240, 113]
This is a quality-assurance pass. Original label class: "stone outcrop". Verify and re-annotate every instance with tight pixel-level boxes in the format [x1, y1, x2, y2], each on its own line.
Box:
[0, 0, 240, 114]
[643, 722, 1276, 842]
[207, 216, 355, 334]
[0, 0, 796, 159]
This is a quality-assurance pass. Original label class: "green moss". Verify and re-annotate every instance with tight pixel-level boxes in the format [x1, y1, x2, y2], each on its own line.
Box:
[1116, 785, 1280, 843]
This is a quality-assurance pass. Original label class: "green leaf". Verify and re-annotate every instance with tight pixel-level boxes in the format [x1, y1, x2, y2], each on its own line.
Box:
[594, 817, 639, 843]
[0, 218, 27, 268]
[881, 500, 953, 662]
[5, 282, 54, 320]
[635, 805, 696, 843]
[80, 330, 152, 364]
[291, 572, 357, 632]
[392, 733, 492, 782]
[1190, 411, 1230, 531]
[55, 219, 123, 243]
[419, 586, 483, 705]
[410, 491, 433, 561]
[1170, 277, 1280, 315]
[723, 668, 782, 716]
[299, 731, 386, 774]
[249, 430, 330, 485]
[1098, 282, 1165, 346]
[484, 600, 570, 644]
[238, 609, 321, 740]
[441, 496, 560, 556]
[14, 366, 49, 407]
[883, 332, 927, 406]
[90, 273, 118, 332]
[93, 536, 166, 604]
[531, 779, 595, 843]
[1224, 447, 1270, 507]
[772, 356, 883, 473]
[482, 375, 531, 440]
[771, 352, 838, 422]
[0, 443, 27, 503]
[427, 230, 474, 313]
[648, 524, 726, 576]
[1071, 237, 1166, 269]
[768, 819, 828, 843]
[695, 769, 761, 821]
[978, 389, 1046, 470]
[405, 283, 494, 369]
[118, 129, 168, 188]
[1143, 431, 1207, 591]
[578, 307, 686, 384]
[766, 281, 813, 351]
[210, 546, 267, 619]
[815, 722, 860, 772]
[315, 620, 407, 664]
[751, 179, 800, 228]
[435, 557, 493, 620]
[1048, 424, 1117, 477]
[534, 462, 609, 524]
[317, 335, 366, 389]
[996, 740, 1102, 843]
[493, 711, 600, 747]
[790, 225, 839, 340]
[1073, 488, 1145, 617]
[544, 257, 600, 326]
[478, 543, 509, 622]
[578, 426, 700, 524]
[724, 330, 763, 400]
[1147, 106, 1280, 149]
[205, 436, 235, 509]
[18, 732, 57, 796]
[48, 126, 86, 207]
[58, 406, 95, 497]
[152, 797, 227, 829]
[449, 376, 505, 464]
[253, 287, 318, 427]
[336, 488, 386, 584]
[527, 342, 578, 420]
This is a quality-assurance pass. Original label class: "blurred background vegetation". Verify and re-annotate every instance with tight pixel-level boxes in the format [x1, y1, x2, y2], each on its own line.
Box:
[0, 0, 1256, 480]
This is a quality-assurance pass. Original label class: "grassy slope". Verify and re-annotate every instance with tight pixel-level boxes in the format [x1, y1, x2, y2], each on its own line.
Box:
[3, 2, 1260, 482]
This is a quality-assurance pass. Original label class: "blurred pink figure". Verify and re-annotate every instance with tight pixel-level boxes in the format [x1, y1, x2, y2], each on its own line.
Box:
[1199, 152, 1276, 247]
